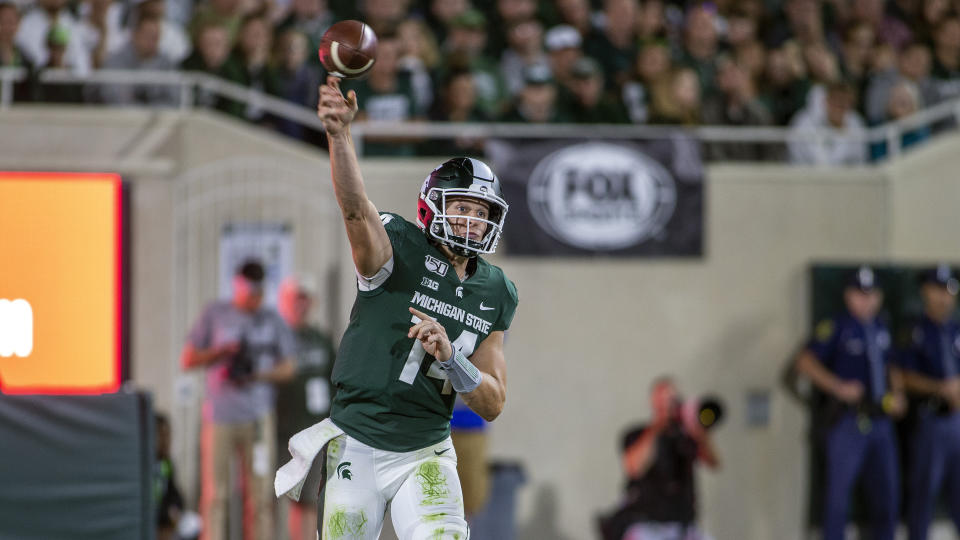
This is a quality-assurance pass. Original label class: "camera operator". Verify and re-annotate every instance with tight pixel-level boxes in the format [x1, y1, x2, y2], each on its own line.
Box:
[602, 376, 720, 540]
[794, 266, 905, 540]
[181, 258, 296, 540]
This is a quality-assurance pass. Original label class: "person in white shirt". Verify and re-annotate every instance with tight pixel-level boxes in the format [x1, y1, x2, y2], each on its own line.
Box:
[788, 80, 868, 166]
[15, 0, 91, 74]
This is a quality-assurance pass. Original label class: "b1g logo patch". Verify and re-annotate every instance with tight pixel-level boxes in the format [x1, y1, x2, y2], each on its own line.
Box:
[425, 255, 448, 277]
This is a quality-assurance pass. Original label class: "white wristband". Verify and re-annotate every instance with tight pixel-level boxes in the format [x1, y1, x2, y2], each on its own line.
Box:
[438, 349, 482, 394]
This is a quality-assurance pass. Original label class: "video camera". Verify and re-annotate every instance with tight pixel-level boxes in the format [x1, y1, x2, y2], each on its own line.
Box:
[226, 335, 254, 384]
[671, 395, 725, 431]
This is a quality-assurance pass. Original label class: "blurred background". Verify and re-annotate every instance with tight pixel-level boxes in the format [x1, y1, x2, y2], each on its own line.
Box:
[1, 0, 960, 539]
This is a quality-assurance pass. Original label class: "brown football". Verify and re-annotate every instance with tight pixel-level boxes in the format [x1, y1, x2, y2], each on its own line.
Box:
[318, 20, 378, 79]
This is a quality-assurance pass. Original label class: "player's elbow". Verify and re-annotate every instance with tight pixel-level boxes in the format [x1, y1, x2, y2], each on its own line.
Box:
[480, 407, 502, 422]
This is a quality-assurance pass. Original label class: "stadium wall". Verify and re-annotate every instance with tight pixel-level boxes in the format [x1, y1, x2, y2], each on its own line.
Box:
[1, 108, 957, 539]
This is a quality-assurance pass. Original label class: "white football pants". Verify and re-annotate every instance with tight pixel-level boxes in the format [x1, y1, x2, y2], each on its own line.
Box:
[316, 433, 469, 540]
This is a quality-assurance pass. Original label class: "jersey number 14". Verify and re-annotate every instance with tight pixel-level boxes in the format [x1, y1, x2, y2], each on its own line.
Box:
[398, 314, 478, 394]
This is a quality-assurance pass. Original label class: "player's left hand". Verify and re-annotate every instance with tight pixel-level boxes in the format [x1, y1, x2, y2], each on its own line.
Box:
[408, 307, 453, 361]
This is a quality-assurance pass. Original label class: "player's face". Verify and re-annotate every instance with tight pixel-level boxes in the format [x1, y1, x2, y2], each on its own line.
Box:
[445, 197, 491, 242]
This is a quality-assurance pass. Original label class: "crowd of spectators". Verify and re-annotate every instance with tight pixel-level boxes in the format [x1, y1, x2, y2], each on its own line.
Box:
[1, 0, 959, 162]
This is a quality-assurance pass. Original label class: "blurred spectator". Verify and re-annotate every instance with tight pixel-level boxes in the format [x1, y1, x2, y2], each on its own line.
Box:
[180, 258, 295, 540]
[274, 275, 336, 540]
[190, 0, 243, 47]
[869, 79, 930, 160]
[649, 67, 701, 125]
[180, 19, 230, 107]
[788, 81, 867, 166]
[360, 0, 407, 37]
[265, 28, 319, 139]
[838, 22, 875, 100]
[500, 63, 565, 122]
[931, 17, 960, 101]
[92, 15, 178, 105]
[766, 0, 829, 48]
[423, 69, 489, 156]
[735, 39, 767, 82]
[554, 0, 593, 38]
[598, 377, 720, 540]
[500, 18, 547, 96]
[560, 56, 626, 123]
[15, 0, 91, 74]
[676, 3, 719, 100]
[397, 18, 439, 114]
[155, 413, 185, 540]
[801, 41, 842, 119]
[702, 56, 776, 161]
[0, 2, 36, 101]
[117, 0, 191, 65]
[918, 0, 951, 37]
[274, 0, 332, 69]
[865, 40, 936, 125]
[724, 5, 758, 51]
[486, 0, 538, 60]
[425, 0, 469, 46]
[635, 0, 665, 42]
[584, 0, 637, 90]
[848, 0, 912, 51]
[759, 44, 809, 125]
[621, 39, 670, 124]
[220, 10, 273, 121]
[544, 24, 582, 92]
[443, 9, 506, 119]
[76, 0, 123, 69]
[35, 25, 85, 101]
[347, 31, 425, 155]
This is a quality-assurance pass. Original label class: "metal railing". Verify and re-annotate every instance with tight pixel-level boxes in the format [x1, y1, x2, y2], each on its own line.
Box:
[2, 67, 958, 160]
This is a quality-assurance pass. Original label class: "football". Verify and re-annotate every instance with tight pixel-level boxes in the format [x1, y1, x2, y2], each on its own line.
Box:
[318, 20, 378, 79]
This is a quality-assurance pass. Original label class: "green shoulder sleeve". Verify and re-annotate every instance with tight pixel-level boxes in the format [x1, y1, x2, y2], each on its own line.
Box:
[492, 274, 519, 333]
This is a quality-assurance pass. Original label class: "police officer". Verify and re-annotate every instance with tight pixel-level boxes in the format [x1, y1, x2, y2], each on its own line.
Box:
[795, 265, 906, 540]
[903, 264, 960, 540]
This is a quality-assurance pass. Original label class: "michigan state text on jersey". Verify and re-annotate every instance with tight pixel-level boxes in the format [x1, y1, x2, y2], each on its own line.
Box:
[275, 76, 518, 540]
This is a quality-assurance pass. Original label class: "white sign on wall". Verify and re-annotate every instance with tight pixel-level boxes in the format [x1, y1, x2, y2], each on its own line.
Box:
[219, 223, 293, 308]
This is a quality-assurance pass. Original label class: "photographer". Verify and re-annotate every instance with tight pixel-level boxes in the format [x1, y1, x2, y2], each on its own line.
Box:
[181, 258, 295, 540]
[601, 377, 720, 540]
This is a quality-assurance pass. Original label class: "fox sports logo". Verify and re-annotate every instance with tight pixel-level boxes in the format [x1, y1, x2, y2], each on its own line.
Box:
[527, 142, 676, 250]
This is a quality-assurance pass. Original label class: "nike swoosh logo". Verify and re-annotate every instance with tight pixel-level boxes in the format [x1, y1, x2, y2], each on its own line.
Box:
[434, 448, 451, 456]
[479, 302, 495, 311]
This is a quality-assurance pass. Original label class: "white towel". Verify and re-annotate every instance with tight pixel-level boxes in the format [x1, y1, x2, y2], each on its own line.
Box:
[274, 418, 344, 501]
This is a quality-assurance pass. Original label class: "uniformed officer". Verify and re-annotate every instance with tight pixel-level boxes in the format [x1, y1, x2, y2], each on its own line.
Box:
[903, 264, 960, 540]
[795, 265, 906, 540]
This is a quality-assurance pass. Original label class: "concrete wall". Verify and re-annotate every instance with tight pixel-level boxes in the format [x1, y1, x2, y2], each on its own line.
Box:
[2, 107, 959, 539]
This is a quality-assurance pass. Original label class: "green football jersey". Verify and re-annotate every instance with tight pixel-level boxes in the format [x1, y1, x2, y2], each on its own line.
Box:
[330, 213, 519, 451]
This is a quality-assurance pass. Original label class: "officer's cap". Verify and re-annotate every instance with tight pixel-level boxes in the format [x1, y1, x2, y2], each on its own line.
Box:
[846, 265, 879, 292]
[920, 263, 959, 294]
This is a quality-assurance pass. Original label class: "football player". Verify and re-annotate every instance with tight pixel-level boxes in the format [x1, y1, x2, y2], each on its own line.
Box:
[278, 75, 518, 540]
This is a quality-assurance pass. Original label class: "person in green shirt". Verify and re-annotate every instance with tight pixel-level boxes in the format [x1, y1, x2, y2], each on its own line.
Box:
[275, 76, 518, 540]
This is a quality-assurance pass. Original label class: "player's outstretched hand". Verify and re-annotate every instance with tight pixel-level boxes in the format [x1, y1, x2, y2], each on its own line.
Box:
[408, 307, 453, 361]
[318, 76, 358, 136]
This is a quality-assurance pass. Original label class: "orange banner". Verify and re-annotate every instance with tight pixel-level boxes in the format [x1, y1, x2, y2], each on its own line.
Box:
[0, 172, 123, 394]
